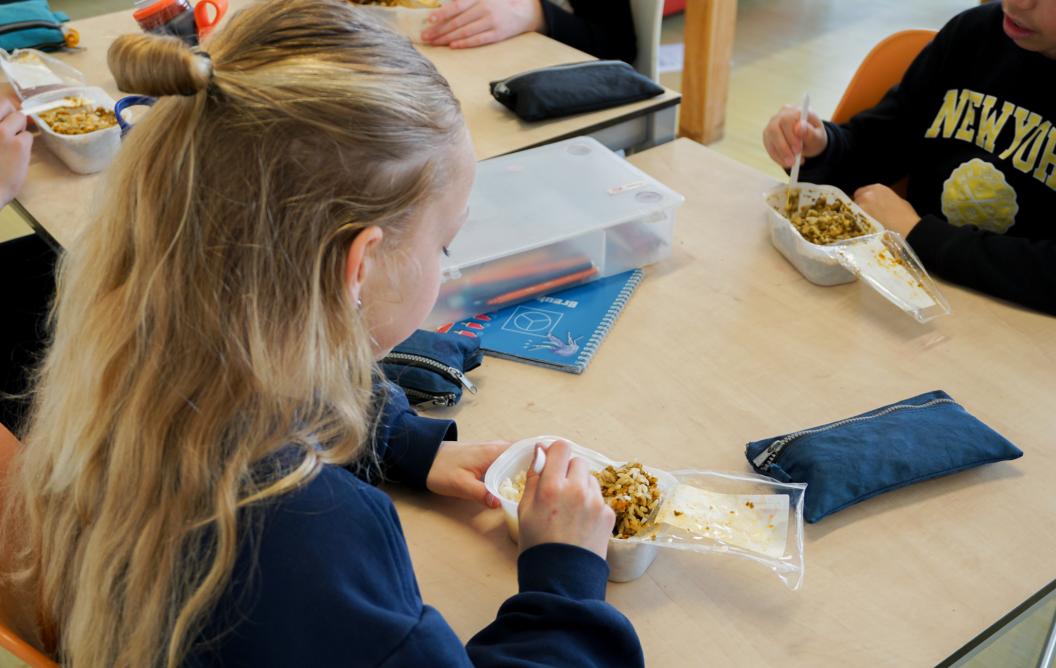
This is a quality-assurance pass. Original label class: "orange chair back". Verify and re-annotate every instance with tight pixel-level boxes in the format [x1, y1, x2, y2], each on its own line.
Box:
[831, 29, 937, 124]
[0, 423, 58, 668]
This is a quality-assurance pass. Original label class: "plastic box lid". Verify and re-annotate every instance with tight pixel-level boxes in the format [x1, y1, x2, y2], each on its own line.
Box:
[442, 137, 684, 279]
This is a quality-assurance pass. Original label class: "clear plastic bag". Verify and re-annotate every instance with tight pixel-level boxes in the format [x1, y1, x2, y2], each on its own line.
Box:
[483, 436, 807, 589]
[765, 182, 951, 323]
[0, 48, 86, 100]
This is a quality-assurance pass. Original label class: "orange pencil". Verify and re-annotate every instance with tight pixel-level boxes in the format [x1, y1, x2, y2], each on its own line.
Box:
[484, 266, 599, 307]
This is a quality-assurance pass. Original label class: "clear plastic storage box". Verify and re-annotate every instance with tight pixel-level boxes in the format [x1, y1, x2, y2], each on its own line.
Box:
[427, 137, 684, 328]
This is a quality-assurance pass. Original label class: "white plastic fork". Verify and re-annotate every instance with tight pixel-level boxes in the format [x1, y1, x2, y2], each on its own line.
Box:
[788, 93, 810, 187]
[20, 95, 90, 117]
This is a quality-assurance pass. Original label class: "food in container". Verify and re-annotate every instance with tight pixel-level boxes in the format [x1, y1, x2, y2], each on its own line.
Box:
[26, 86, 122, 175]
[765, 183, 951, 323]
[486, 436, 807, 588]
[37, 97, 117, 135]
[782, 190, 873, 245]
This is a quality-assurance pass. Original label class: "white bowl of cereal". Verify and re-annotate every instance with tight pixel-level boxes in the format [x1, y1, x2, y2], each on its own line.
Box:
[350, 0, 448, 43]
[486, 436, 678, 582]
[27, 86, 121, 175]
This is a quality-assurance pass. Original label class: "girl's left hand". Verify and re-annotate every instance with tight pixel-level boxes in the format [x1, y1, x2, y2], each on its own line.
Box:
[420, 0, 545, 49]
[853, 184, 922, 237]
[426, 440, 511, 507]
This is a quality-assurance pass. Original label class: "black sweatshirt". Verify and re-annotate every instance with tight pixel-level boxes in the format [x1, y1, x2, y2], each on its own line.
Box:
[540, 0, 637, 64]
[799, 3, 1056, 315]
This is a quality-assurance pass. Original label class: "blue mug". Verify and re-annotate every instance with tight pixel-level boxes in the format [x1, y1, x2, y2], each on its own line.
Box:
[114, 95, 156, 137]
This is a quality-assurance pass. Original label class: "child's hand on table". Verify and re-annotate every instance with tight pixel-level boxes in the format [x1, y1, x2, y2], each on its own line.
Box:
[427, 439, 511, 508]
[517, 440, 615, 560]
[854, 184, 922, 237]
[763, 104, 827, 169]
[421, 0, 545, 49]
[0, 96, 33, 208]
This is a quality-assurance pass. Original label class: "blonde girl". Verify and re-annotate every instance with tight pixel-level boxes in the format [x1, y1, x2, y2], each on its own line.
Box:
[1, 0, 640, 665]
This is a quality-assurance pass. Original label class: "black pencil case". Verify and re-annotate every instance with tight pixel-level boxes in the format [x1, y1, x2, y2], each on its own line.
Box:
[489, 60, 664, 122]
[745, 390, 1023, 523]
[381, 330, 482, 408]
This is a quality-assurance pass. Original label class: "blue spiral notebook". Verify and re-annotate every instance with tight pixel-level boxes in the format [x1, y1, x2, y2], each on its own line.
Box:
[443, 270, 644, 374]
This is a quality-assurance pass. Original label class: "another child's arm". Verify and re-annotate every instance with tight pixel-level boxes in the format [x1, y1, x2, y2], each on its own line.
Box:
[537, 0, 637, 63]
[0, 94, 33, 208]
[420, 0, 636, 63]
[763, 24, 954, 192]
[854, 184, 1056, 314]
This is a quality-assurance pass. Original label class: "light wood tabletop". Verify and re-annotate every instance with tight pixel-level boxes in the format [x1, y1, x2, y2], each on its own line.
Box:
[14, 1, 679, 248]
[390, 138, 1056, 667]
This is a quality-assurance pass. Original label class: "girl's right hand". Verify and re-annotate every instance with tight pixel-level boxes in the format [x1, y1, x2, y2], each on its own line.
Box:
[763, 104, 827, 170]
[517, 440, 615, 560]
[0, 97, 32, 208]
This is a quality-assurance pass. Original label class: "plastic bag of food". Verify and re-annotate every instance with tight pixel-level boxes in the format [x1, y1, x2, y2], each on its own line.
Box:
[0, 48, 86, 100]
[765, 182, 951, 323]
[484, 436, 807, 589]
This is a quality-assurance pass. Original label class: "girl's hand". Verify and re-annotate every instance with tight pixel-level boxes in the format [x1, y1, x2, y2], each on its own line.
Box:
[426, 440, 510, 508]
[0, 98, 32, 208]
[854, 184, 921, 237]
[421, 0, 545, 49]
[763, 104, 827, 169]
[517, 440, 615, 560]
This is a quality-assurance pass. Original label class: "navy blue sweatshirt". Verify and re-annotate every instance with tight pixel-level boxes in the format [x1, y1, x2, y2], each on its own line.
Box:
[800, 3, 1056, 315]
[187, 385, 643, 666]
[540, 0, 637, 64]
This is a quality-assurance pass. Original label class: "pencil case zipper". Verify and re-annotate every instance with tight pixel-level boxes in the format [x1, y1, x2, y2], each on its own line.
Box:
[382, 352, 478, 395]
[751, 397, 958, 471]
[491, 60, 617, 96]
[402, 387, 458, 408]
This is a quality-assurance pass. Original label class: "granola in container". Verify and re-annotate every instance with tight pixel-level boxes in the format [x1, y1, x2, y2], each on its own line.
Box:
[486, 436, 807, 588]
[765, 183, 951, 323]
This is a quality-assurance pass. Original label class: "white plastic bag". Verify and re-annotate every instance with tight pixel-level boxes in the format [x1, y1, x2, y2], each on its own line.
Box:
[0, 48, 86, 100]
[484, 436, 807, 589]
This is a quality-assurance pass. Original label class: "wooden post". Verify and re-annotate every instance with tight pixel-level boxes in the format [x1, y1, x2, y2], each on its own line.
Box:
[679, 0, 737, 144]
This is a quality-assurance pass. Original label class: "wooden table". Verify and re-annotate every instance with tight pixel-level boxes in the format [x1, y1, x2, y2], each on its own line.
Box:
[13, 2, 680, 248]
[391, 138, 1056, 667]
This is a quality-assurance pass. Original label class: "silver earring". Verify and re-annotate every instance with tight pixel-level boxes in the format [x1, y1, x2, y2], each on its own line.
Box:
[356, 298, 363, 309]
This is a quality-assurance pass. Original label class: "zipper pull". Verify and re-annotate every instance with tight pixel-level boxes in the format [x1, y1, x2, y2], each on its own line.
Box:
[752, 442, 781, 469]
[449, 367, 477, 394]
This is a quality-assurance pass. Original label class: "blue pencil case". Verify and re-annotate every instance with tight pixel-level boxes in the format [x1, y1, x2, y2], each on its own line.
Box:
[381, 330, 482, 408]
[0, 0, 68, 52]
[745, 390, 1022, 523]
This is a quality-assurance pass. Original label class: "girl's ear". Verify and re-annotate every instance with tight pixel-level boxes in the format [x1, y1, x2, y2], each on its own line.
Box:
[344, 226, 385, 306]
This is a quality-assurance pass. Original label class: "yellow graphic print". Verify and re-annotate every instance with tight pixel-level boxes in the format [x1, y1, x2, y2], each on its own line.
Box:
[941, 158, 1019, 232]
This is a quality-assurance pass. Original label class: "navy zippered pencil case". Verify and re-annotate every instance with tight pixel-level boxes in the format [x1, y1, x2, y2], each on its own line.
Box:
[381, 330, 482, 408]
[745, 390, 1023, 523]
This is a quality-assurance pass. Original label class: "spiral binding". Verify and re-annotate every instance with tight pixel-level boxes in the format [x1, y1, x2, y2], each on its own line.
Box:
[575, 269, 644, 372]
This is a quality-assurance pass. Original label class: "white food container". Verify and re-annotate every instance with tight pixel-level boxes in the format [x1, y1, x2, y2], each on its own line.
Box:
[427, 137, 684, 328]
[353, 2, 448, 43]
[27, 86, 121, 175]
[765, 183, 951, 323]
[484, 436, 677, 582]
